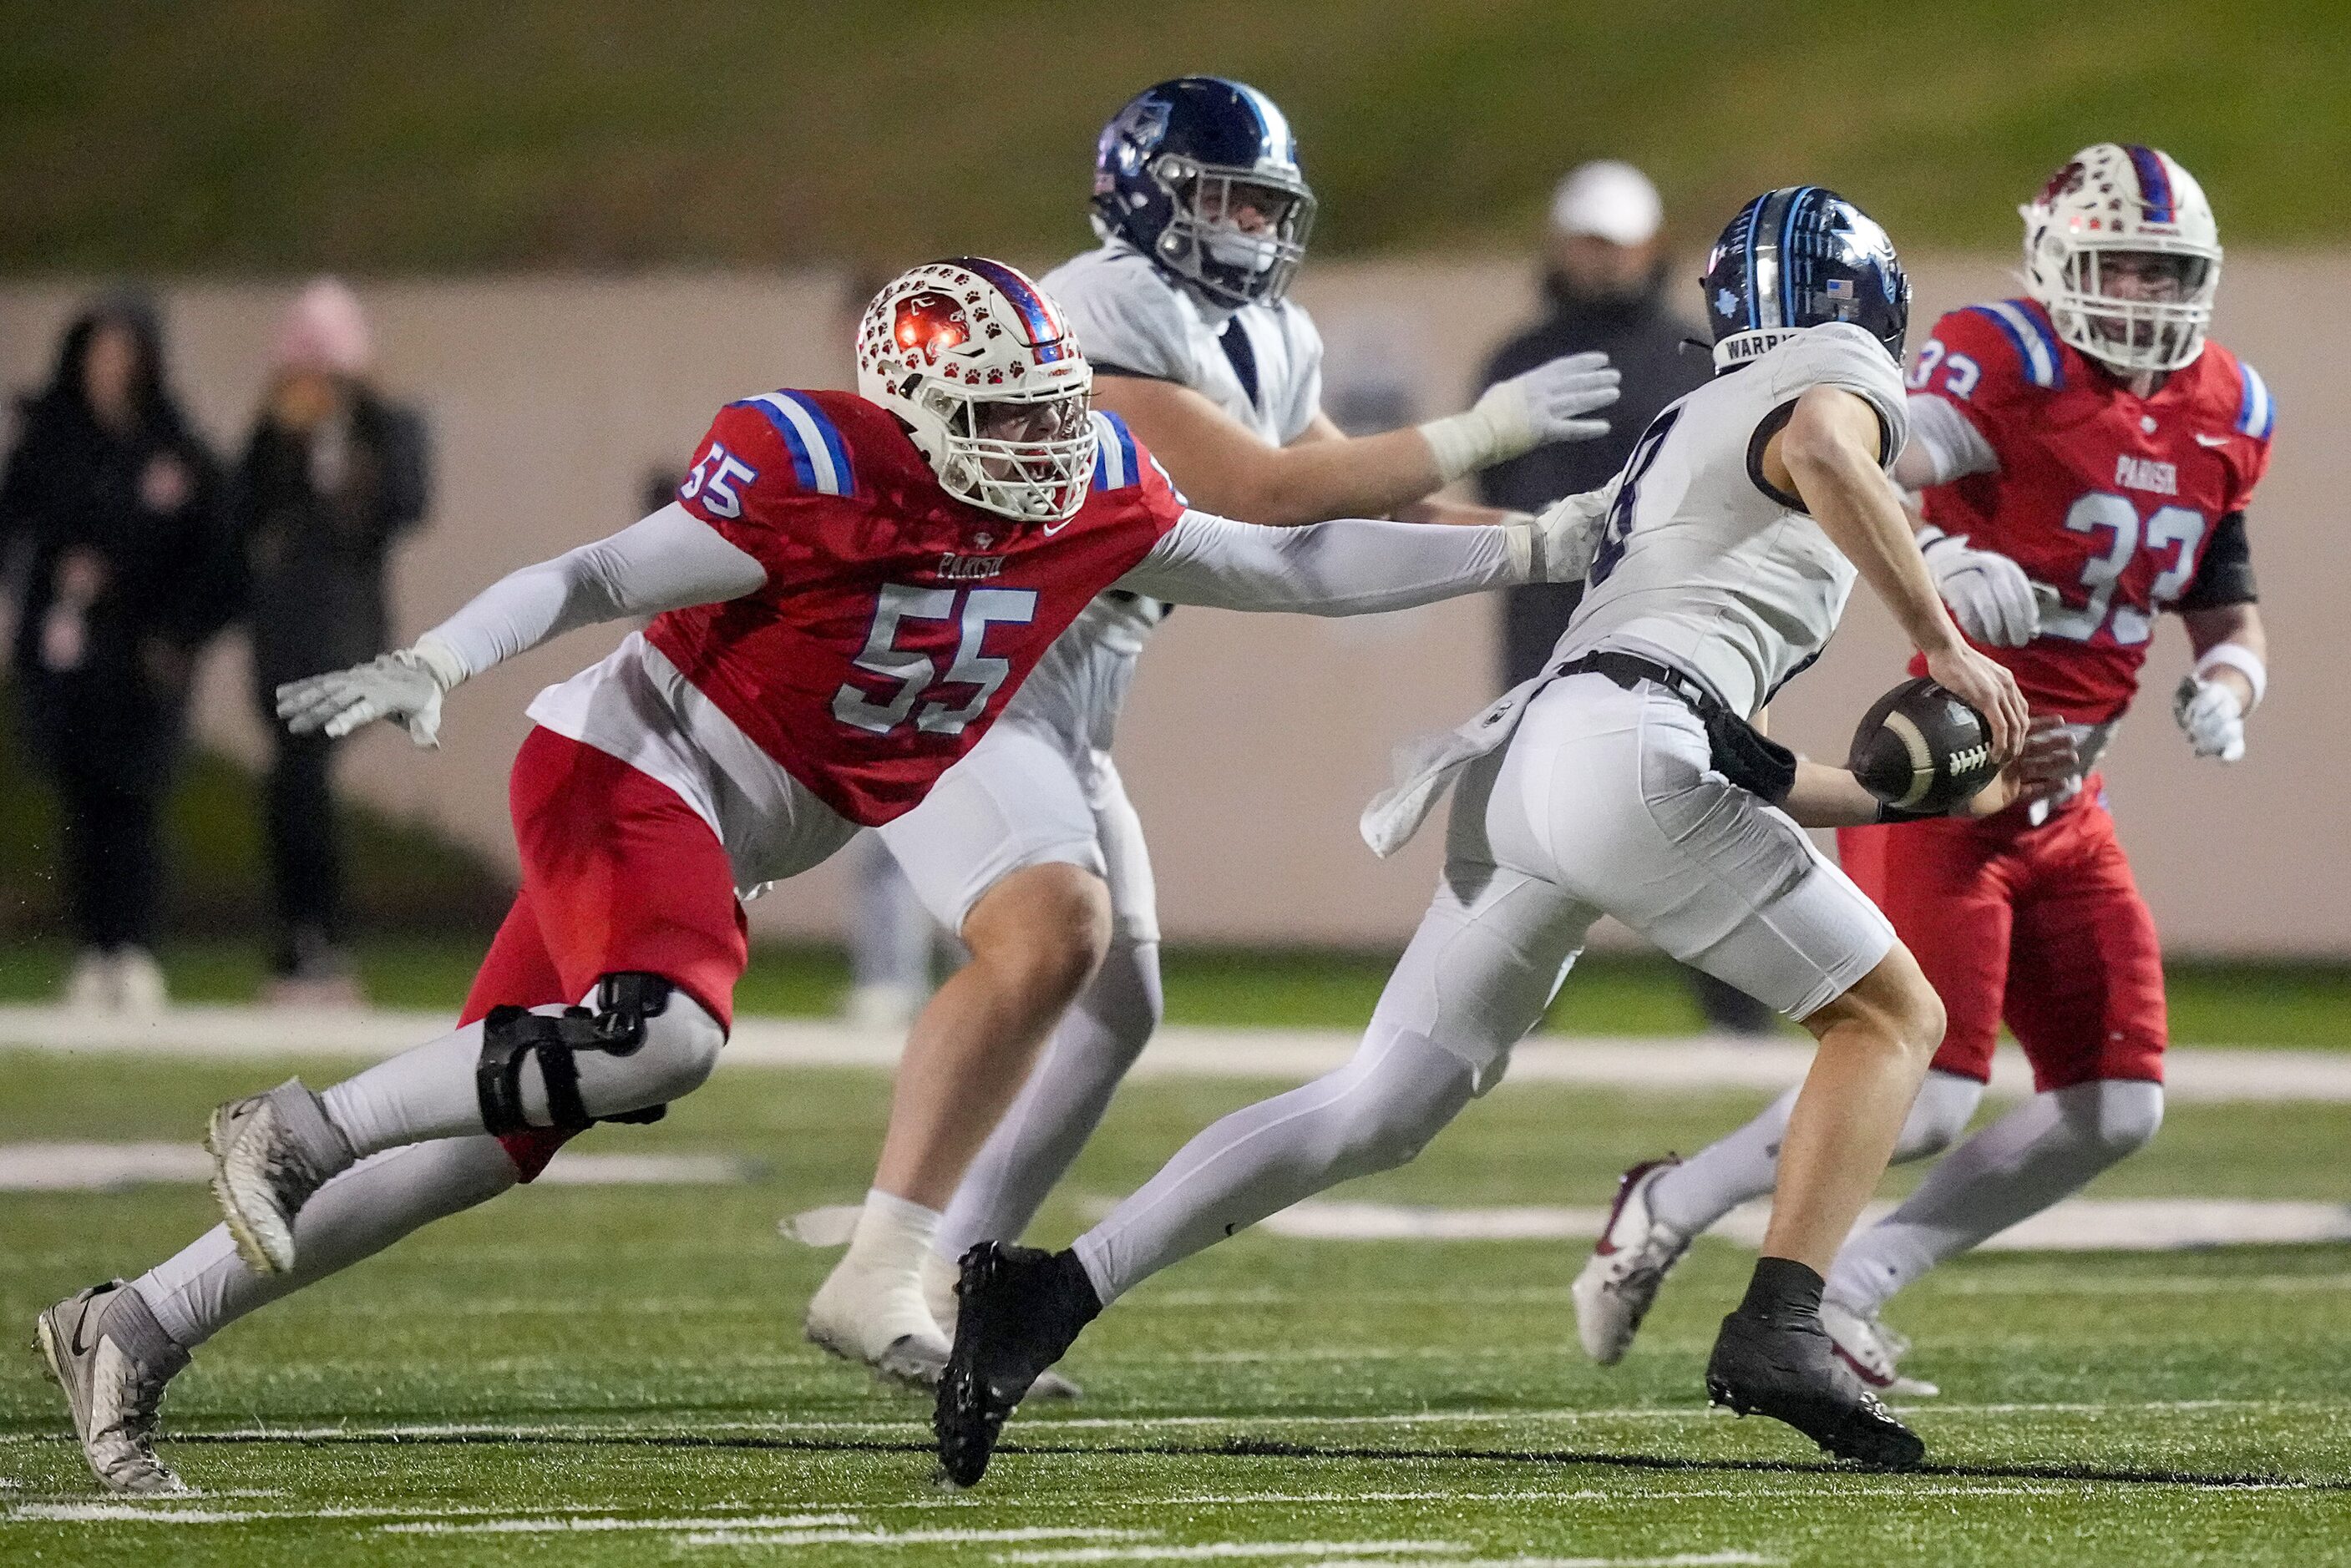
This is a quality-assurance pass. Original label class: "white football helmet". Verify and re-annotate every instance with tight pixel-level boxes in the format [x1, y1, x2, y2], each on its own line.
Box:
[856, 258, 1095, 524]
[2020, 143, 2221, 373]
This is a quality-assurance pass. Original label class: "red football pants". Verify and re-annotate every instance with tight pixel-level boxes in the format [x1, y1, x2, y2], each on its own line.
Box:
[459, 727, 749, 1180]
[1836, 780, 2166, 1091]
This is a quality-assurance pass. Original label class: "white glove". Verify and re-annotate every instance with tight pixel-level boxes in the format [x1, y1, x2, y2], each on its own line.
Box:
[1419, 352, 1620, 483]
[2173, 674, 2247, 762]
[276, 639, 465, 748]
[1919, 527, 2041, 647]
[1525, 483, 1614, 583]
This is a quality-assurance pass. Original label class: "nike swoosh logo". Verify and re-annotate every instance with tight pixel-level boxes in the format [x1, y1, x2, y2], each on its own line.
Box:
[69, 1315, 94, 1358]
[2195, 433, 2232, 448]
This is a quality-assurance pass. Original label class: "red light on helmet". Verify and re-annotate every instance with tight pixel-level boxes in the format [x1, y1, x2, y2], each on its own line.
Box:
[894, 290, 970, 360]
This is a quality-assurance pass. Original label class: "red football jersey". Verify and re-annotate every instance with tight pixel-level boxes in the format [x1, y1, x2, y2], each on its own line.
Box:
[646, 390, 1183, 826]
[1908, 297, 2272, 721]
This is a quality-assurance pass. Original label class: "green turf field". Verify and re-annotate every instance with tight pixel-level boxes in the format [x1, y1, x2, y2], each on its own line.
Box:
[3, 1046, 2347, 1565]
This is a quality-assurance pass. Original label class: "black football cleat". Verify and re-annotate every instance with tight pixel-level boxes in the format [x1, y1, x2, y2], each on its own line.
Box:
[1705, 1306, 1926, 1469]
[933, 1242, 1100, 1488]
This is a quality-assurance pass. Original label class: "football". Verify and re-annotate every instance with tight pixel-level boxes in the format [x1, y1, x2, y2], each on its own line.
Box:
[1847, 675, 2001, 813]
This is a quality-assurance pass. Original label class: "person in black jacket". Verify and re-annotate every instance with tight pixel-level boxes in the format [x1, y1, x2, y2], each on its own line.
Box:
[234, 280, 431, 1002]
[1476, 163, 1776, 1037]
[0, 293, 233, 1011]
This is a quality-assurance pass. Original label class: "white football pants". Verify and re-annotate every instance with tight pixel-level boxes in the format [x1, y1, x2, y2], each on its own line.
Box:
[1074, 673, 1897, 1301]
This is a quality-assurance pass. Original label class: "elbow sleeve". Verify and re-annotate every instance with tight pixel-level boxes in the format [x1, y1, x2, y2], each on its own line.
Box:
[2176, 511, 2257, 611]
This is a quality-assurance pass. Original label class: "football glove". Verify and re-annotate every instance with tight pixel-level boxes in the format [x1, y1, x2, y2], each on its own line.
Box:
[1919, 527, 2041, 648]
[1528, 484, 1614, 583]
[276, 639, 464, 749]
[1421, 352, 1620, 483]
[2172, 673, 2247, 763]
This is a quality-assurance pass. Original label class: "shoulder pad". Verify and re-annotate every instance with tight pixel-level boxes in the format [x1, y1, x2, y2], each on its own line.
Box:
[1766, 323, 1908, 467]
[2228, 352, 2276, 441]
[1043, 245, 1194, 382]
[1087, 410, 1188, 508]
[1089, 410, 1143, 492]
[725, 389, 858, 497]
[1953, 298, 2067, 392]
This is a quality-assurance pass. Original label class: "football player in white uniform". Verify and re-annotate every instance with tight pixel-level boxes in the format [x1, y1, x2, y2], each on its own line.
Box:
[935, 188, 2037, 1485]
[805, 77, 1623, 1388]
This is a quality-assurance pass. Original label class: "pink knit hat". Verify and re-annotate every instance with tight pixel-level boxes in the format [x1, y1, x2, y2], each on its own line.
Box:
[273, 278, 372, 376]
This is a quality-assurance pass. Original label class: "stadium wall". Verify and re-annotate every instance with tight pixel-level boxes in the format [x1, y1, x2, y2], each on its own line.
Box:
[0, 257, 2340, 957]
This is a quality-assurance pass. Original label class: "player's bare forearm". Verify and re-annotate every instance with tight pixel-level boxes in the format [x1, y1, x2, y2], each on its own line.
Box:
[1092, 377, 1445, 526]
[1769, 387, 1961, 659]
[1781, 761, 1887, 828]
[2183, 603, 2267, 707]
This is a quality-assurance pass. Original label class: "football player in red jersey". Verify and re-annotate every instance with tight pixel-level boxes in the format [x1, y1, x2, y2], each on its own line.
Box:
[32, 257, 1602, 1495]
[1572, 144, 2273, 1396]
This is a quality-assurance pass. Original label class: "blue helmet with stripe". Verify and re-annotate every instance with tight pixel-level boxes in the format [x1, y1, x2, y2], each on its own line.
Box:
[1092, 77, 1316, 308]
[1700, 186, 1909, 372]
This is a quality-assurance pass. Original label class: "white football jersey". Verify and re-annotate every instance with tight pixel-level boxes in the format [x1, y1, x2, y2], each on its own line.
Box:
[1560, 322, 1908, 717]
[1004, 240, 1326, 750]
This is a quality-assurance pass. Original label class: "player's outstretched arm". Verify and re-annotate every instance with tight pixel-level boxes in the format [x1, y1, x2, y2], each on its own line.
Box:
[1111, 507, 1578, 617]
[275, 503, 767, 747]
[1092, 350, 1617, 528]
[1764, 385, 2028, 761]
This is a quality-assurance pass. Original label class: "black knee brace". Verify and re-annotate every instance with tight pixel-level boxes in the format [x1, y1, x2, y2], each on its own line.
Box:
[476, 972, 676, 1136]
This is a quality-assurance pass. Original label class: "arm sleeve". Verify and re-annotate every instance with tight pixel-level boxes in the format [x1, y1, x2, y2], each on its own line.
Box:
[417, 503, 768, 680]
[1112, 507, 1520, 615]
[2176, 510, 2257, 610]
[1902, 393, 2000, 486]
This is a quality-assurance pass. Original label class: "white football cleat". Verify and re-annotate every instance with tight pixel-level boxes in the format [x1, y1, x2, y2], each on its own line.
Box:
[1822, 1297, 1939, 1398]
[806, 1253, 953, 1389]
[1572, 1157, 1691, 1365]
[36, 1281, 192, 1495]
[205, 1079, 355, 1275]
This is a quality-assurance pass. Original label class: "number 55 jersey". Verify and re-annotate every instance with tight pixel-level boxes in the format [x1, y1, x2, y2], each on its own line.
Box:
[647, 389, 1187, 829]
[1907, 296, 2272, 721]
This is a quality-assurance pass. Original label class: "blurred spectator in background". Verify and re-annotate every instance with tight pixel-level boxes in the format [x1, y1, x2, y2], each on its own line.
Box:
[233, 280, 431, 1004]
[0, 293, 231, 1012]
[1476, 162, 1773, 1036]
[1477, 159, 1706, 677]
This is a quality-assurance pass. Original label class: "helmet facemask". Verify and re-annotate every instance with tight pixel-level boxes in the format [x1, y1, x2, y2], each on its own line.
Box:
[1152, 158, 1316, 307]
[926, 380, 1097, 525]
[2039, 241, 2218, 373]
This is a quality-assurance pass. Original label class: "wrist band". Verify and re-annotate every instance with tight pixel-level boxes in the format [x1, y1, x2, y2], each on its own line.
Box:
[2193, 641, 2266, 709]
[409, 632, 470, 692]
[1416, 411, 1496, 485]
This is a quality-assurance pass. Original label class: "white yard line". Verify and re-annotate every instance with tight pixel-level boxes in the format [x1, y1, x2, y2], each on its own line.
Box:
[1, 1005, 2343, 1103]
[1246, 1197, 2351, 1252]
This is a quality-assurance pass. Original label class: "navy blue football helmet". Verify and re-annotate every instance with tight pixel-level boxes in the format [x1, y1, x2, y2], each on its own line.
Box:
[1092, 77, 1316, 308]
[1700, 186, 1909, 372]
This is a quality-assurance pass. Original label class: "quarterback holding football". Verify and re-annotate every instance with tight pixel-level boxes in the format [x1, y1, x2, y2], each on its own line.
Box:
[1574, 144, 2274, 1398]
